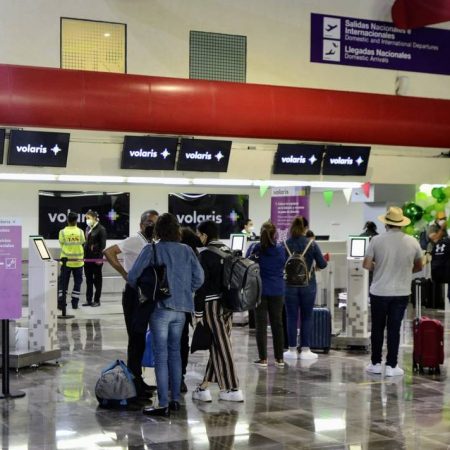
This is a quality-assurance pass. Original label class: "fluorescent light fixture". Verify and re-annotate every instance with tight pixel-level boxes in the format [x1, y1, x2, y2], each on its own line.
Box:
[127, 176, 191, 185]
[58, 175, 125, 183]
[192, 178, 253, 186]
[103, 32, 111, 37]
[0, 173, 58, 181]
[314, 417, 346, 432]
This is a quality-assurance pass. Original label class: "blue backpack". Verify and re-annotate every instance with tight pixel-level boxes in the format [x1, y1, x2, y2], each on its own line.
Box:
[419, 230, 429, 251]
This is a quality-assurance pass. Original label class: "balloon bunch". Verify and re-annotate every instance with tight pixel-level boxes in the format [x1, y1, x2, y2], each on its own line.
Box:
[402, 186, 450, 238]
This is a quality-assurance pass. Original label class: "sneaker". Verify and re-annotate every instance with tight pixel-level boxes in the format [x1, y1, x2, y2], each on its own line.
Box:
[192, 387, 212, 402]
[366, 363, 382, 374]
[283, 349, 298, 360]
[385, 365, 404, 377]
[219, 389, 244, 402]
[82, 302, 92, 307]
[254, 359, 268, 368]
[275, 359, 285, 368]
[299, 350, 318, 360]
[91, 302, 101, 308]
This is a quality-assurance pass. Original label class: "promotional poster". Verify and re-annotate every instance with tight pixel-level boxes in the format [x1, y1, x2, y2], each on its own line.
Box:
[39, 191, 130, 239]
[168, 193, 248, 238]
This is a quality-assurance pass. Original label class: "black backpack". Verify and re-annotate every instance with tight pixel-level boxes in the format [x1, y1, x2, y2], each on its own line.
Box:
[283, 239, 315, 287]
[207, 246, 262, 312]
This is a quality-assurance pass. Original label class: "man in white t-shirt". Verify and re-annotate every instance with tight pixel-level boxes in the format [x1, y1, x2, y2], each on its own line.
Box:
[363, 206, 422, 377]
[104, 209, 159, 397]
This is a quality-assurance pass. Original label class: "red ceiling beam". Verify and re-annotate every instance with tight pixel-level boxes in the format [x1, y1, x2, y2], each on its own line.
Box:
[392, 0, 450, 29]
[0, 64, 449, 148]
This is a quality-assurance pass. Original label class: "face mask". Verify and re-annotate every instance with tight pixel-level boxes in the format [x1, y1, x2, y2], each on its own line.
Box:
[438, 219, 446, 226]
[86, 219, 94, 227]
[248, 226, 254, 232]
[144, 223, 155, 240]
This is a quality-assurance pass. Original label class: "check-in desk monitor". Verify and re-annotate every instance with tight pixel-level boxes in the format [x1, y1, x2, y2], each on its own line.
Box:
[230, 234, 246, 253]
[33, 237, 52, 260]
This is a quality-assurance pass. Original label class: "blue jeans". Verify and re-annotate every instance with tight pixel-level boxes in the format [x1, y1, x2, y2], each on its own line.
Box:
[285, 284, 316, 348]
[149, 305, 186, 407]
[370, 295, 408, 368]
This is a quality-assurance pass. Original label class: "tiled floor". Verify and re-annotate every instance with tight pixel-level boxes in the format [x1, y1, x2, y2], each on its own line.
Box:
[2, 299, 450, 449]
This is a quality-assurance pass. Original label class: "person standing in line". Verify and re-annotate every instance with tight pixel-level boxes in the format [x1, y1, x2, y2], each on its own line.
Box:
[128, 213, 204, 417]
[58, 211, 85, 310]
[192, 220, 244, 403]
[428, 211, 449, 303]
[82, 210, 107, 308]
[179, 227, 203, 393]
[250, 221, 286, 368]
[364, 206, 423, 377]
[283, 216, 328, 361]
[103, 209, 159, 398]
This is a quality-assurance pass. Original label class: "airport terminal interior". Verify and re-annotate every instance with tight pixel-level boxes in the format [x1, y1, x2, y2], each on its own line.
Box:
[1, 0, 450, 449]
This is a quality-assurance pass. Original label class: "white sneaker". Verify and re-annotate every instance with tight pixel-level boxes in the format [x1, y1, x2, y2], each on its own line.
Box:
[299, 350, 318, 360]
[366, 363, 382, 374]
[274, 359, 285, 368]
[385, 365, 404, 377]
[283, 349, 298, 359]
[192, 387, 212, 402]
[219, 389, 244, 402]
[254, 359, 268, 368]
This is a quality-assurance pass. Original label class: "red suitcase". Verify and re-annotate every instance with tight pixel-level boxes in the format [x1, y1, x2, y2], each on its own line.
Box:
[412, 279, 444, 374]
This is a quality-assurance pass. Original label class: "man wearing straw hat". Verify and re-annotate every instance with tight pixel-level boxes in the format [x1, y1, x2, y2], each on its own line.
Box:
[363, 206, 423, 377]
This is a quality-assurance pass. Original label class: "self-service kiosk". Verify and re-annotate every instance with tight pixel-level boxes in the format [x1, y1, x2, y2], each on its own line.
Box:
[332, 236, 370, 350]
[28, 236, 60, 354]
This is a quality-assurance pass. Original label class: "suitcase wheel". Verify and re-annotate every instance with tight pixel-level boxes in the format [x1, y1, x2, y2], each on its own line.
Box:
[323, 348, 330, 354]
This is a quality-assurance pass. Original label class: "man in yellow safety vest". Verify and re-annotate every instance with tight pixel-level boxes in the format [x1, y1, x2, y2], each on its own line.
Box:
[58, 211, 85, 310]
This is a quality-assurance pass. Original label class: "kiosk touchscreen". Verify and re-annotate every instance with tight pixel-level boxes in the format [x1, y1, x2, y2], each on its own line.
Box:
[33, 237, 52, 260]
[348, 237, 367, 259]
[230, 234, 247, 254]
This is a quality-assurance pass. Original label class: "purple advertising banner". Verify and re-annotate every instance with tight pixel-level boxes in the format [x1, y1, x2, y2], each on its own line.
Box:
[310, 13, 450, 76]
[271, 188, 309, 242]
[0, 218, 22, 319]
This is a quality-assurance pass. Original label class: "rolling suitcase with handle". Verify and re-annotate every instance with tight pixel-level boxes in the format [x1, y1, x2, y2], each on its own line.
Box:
[310, 306, 332, 354]
[412, 278, 444, 374]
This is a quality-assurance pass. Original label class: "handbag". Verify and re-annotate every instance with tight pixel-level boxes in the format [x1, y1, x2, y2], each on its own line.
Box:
[190, 320, 213, 353]
[137, 242, 171, 303]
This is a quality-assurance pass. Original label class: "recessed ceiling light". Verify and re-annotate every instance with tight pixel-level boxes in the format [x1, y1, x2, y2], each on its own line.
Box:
[103, 32, 111, 37]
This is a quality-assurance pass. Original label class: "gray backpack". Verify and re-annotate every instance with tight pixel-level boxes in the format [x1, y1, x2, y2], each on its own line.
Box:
[95, 360, 137, 408]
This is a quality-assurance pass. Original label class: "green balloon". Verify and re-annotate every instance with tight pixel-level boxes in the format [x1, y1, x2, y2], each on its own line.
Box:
[431, 187, 446, 202]
[404, 225, 415, 235]
[423, 213, 434, 222]
[443, 186, 450, 198]
[402, 202, 424, 223]
[435, 202, 446, 212]
[415, 192, 428, 202]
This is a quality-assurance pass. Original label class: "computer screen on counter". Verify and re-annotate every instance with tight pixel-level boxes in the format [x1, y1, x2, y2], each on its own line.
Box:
[349, 237, 367, 258]
[230, 234, 246, 252]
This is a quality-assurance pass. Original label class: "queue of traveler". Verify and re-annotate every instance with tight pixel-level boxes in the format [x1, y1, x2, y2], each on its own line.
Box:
[60, 205, 445, 418]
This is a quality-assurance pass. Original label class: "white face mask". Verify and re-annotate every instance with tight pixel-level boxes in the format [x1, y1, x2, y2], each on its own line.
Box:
[86, 219, 95, 227]
[438, 219, 446, 226]
[248, 226, 254, 232]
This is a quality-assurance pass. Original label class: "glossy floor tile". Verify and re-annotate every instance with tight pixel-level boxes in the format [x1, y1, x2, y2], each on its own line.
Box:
[2, 299, 450, 449]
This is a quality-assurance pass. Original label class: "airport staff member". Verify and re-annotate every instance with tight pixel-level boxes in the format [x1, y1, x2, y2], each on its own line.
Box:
[241, 219, 257, 240]
[103, 209, 159, 398]
[363, 206, 422, 377]
[82, 210, 107, 308]
[58, 211, 85, 310]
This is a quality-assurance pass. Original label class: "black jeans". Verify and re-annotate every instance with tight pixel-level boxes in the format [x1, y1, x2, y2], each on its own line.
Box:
[58, 266, 83, 308]
[254, 295, 285, 360]
[84, 262, 103, 304]
[122, 284, 146, 389]
[181, 312, 191, 378]
[370, 294, 408, 368]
